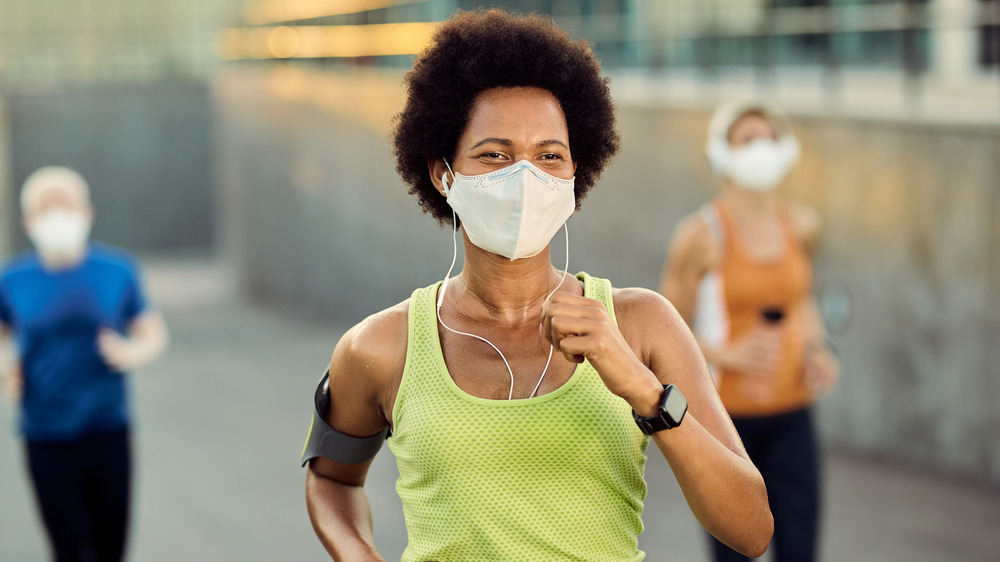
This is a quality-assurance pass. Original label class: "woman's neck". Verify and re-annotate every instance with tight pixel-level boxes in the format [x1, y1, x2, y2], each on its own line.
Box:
[719, 182, 779, 218]
[449, 236, 568, 327]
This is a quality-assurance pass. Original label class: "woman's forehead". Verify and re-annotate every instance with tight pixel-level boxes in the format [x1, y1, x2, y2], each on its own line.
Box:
[462, 87, 569, 142]
[729, 112, 777, 139]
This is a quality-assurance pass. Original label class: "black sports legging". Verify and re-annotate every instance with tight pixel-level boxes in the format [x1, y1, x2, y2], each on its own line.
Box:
[25, 429, 131, 562]
[709, 407, 821, 562]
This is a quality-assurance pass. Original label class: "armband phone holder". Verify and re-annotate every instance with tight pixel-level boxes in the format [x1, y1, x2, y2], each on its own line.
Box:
[300, 371, 389, 466]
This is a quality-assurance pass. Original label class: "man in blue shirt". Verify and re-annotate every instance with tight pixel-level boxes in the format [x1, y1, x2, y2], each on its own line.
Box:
[0, 166, 168, 562]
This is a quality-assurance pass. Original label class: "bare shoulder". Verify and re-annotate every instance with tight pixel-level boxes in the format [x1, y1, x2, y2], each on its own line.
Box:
[327, 299, 410, 433]
[672, 212, 715, 254]
[611, 287, 685, 328]
[336, 300, 410, 374]
[786, 200, 822, 249]
[610, 287, 691, 359]
[668, 211, 718, 271]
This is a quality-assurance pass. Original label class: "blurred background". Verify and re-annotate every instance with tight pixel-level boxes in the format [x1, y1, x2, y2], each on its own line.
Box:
[0, 0, 998, 560]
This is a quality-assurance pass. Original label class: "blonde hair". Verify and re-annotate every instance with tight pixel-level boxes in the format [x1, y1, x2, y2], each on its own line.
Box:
[707, 98, 794, 145]
[20, 166, 91, 212]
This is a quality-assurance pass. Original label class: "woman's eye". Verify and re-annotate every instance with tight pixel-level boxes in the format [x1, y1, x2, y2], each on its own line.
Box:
[538, 153, 568, 164]
[478, 152, 506, 160]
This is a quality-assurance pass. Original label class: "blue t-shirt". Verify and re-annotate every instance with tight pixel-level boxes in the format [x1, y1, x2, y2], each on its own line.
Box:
[0, 243, 149, 442]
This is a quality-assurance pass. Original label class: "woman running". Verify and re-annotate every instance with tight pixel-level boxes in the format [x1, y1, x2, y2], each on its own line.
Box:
[659, 100, 839, 562]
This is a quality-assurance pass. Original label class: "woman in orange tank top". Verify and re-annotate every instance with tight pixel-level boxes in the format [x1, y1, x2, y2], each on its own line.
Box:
[659, 100, 839, 562]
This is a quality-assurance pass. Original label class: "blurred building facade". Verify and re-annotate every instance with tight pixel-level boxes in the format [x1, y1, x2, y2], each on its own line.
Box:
[3, 0, 996, 97]
[0, 0, 243, 85]
[214, 1, 999, 107]
[0, 0, 245, 254]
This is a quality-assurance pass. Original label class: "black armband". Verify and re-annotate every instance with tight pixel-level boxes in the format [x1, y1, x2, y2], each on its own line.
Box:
[300, 371, 389, 467]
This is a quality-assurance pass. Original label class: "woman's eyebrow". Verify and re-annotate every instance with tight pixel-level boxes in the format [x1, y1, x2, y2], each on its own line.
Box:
[537, 139, 569, 149]
[468, 138, 569, 150]
[469, 137, 513, 149]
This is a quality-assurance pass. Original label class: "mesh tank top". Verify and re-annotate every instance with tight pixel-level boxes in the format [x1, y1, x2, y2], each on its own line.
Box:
[387, 272, 650, 561]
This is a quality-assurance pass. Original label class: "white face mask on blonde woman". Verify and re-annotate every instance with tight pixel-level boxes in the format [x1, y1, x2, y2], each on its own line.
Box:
[705, 102, 801, 192]
[724, 137, 800, 192]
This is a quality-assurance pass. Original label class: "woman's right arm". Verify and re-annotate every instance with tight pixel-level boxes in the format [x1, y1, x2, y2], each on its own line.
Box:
[659, 215, 713, 333]
[305, 306, 407, 561]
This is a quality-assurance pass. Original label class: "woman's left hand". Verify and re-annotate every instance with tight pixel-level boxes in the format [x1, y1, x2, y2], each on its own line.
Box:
[540, 292, 660, 413]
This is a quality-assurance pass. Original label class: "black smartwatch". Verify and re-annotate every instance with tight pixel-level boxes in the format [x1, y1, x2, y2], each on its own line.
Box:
[633, 384, 687, 435]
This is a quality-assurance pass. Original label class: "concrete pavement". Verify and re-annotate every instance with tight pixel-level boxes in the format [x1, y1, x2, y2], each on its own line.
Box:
[1, 256, 997, 561]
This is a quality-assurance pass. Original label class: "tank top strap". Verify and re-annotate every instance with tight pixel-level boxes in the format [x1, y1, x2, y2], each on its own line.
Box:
[774, 202, 809, 256]
[406, 281, 442, 359]
[394, 281, 444, 423]
[578, 271, 616, 324]
[700, 201, 730, 266]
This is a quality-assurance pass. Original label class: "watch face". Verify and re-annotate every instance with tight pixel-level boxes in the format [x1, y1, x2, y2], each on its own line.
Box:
[664, 387, 688, 421]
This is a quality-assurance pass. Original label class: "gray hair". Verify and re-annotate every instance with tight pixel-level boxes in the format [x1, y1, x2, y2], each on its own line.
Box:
[20, 166, 91, 212]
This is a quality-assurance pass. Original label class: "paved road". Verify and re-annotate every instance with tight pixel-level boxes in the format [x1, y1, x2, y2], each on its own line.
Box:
[1, 257, 997, 561]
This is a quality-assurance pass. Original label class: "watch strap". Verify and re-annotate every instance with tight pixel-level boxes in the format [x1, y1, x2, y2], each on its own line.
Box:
[632, 384, 686, 435]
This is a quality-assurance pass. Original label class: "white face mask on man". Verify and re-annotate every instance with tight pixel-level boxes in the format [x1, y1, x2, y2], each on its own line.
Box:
[28, 208, 91, 261]
[442, 159, 576, 260]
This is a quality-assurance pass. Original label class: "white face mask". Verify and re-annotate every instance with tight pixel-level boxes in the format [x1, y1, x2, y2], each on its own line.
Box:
[724, 137, 800, 192]
[28, 208, 91, 260]
[442, 160, 576, 260]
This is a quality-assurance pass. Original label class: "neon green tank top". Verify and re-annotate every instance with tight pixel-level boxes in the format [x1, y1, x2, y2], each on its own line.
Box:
[387, 272, 650, 561]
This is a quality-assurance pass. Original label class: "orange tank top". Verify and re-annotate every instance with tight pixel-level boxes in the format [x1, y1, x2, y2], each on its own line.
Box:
[693, 201, 814, 417]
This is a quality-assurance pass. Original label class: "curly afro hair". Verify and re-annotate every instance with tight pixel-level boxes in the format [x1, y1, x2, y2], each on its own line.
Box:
[392, 9, 621, 226]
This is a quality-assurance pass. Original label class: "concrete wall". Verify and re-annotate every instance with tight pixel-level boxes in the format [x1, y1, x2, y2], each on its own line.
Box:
[215, 66, 1000, 484]
[3, 82, 216, 253]
[214, 68, 454, 322]
[800, 117, 1000, 485]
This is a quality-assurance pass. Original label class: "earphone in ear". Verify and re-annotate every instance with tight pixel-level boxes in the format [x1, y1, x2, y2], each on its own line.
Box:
[441, 172, 450, 196]
[440, 159, 454, 196]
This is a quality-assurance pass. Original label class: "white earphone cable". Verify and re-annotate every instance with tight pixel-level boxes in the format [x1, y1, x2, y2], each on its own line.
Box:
[436, 203, 570, 400]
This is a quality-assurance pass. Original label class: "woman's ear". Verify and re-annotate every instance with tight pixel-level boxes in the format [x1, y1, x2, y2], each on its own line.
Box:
[427, 158, 451, 197]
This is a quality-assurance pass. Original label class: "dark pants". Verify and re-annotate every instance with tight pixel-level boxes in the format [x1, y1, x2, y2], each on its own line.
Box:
[709, 408, 820, 562]
[25, 429, 132, 562]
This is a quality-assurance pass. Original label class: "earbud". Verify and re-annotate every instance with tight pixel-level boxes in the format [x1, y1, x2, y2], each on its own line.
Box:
[441, 159, 454, 196]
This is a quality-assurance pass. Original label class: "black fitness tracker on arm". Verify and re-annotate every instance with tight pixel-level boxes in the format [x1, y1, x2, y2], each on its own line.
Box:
[632, 384, 688, 435]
